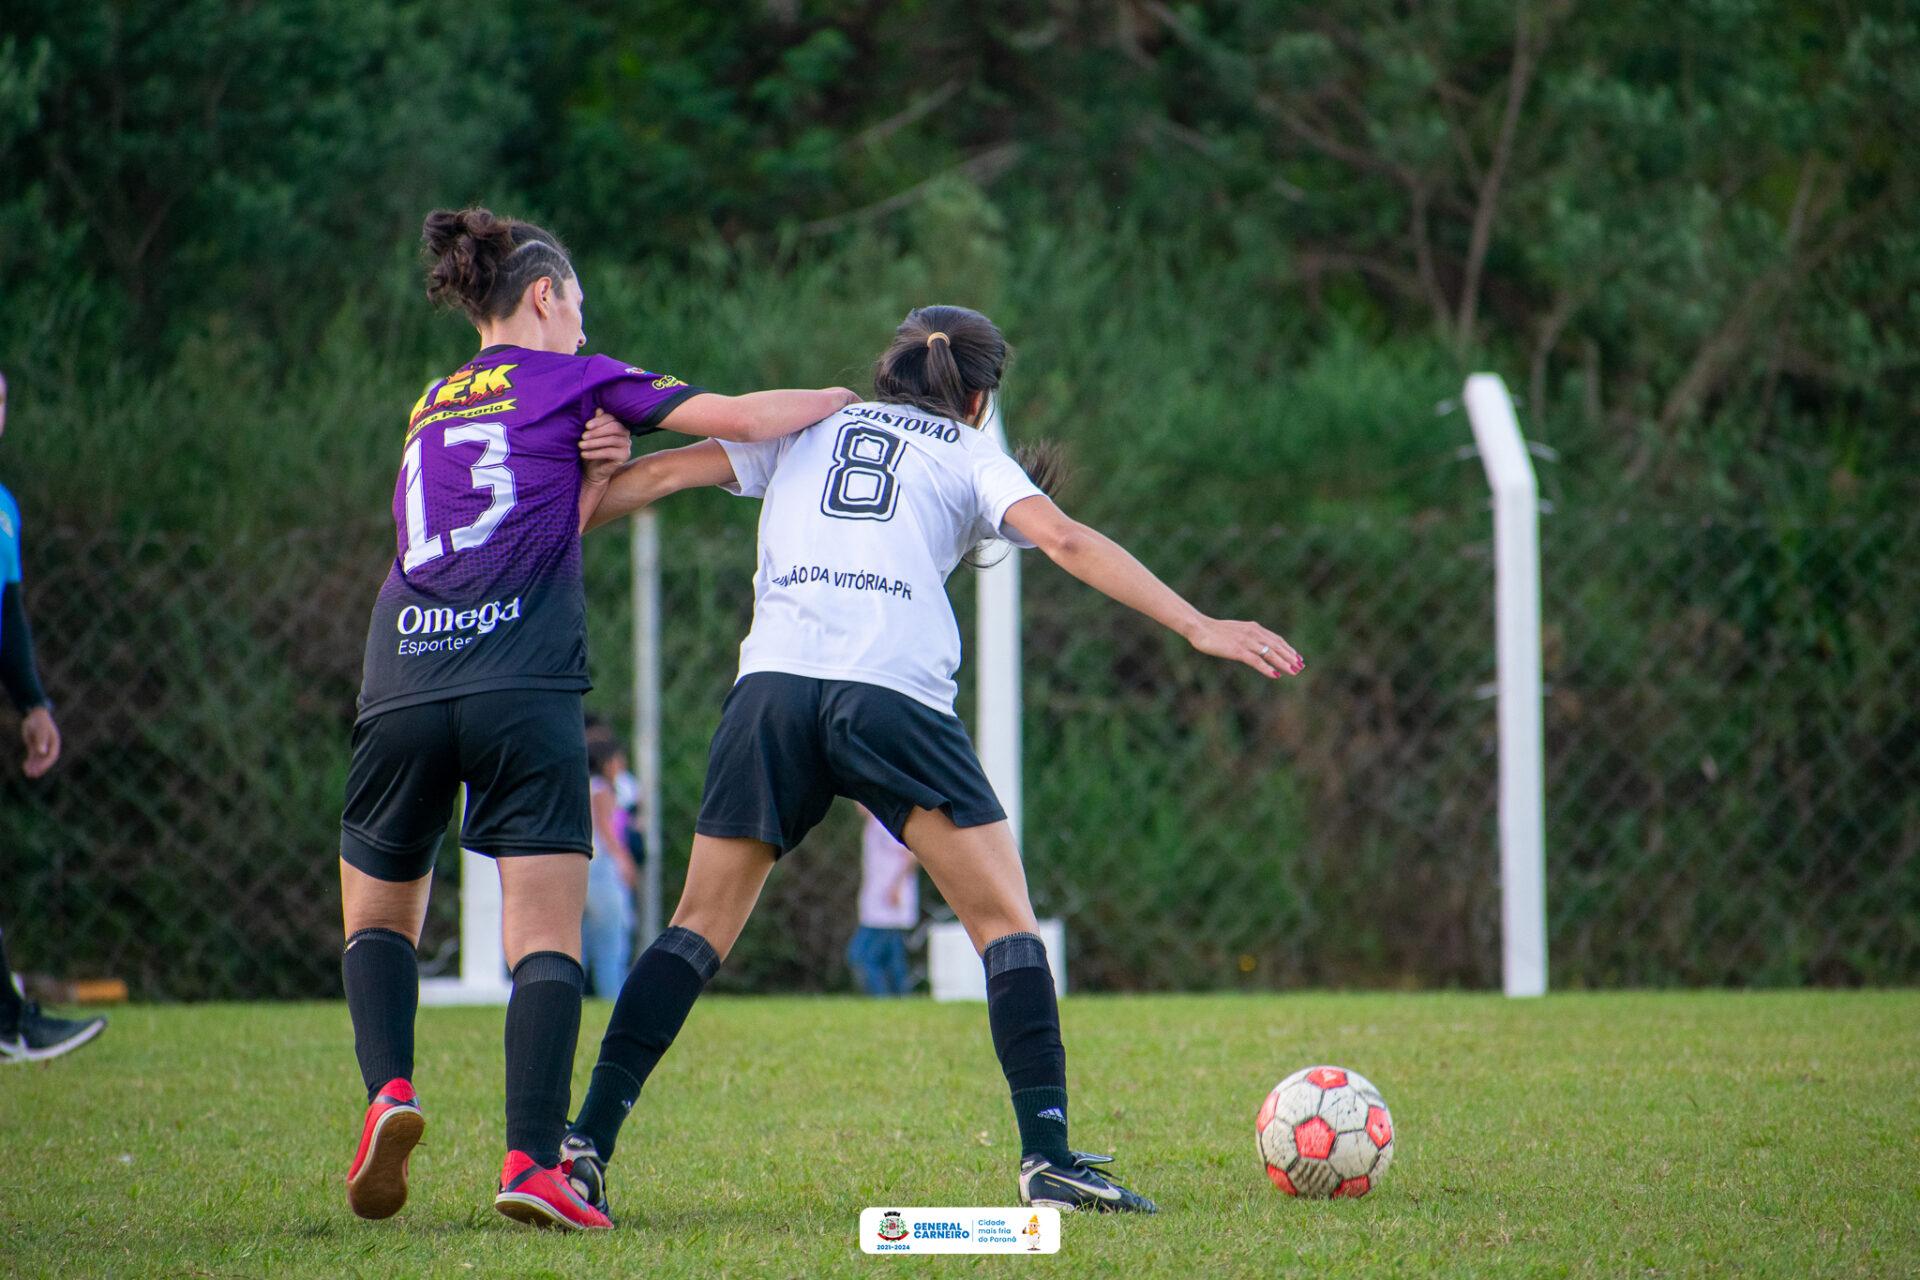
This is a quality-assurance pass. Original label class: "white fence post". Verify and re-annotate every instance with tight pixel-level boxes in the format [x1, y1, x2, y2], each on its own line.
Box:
[1462, 374, 1548, 998]
[633, 508, 664, 949]
[419, 788, 512, 1004]
[927, 404, 1042, 1002]
[976, 395, 1022, 847]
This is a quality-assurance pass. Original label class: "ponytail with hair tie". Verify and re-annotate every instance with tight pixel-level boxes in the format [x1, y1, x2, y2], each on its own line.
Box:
[872, 305, 1008, 428]
[870, 304, 1066, 568]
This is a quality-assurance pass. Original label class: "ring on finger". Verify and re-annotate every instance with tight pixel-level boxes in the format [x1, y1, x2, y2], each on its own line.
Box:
[1258, 644, 1270, 655]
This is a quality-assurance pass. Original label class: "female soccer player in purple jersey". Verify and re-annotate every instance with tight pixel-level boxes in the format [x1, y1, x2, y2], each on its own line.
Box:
[337, 207, 856, 1231]
[554, 306, 1303, 1221]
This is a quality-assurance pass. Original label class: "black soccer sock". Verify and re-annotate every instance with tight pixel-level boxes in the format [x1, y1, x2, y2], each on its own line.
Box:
[571, 926, 720, 1162]
[341, 928, 418, 1101]
[503, 950, 585, 1168]
[984, 931, 1073, 1166]
[0, 926, 24, 1035]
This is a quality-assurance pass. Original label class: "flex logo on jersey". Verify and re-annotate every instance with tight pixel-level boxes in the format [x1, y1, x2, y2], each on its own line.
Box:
[822, 424, 905, 521]
[407, 364, 519, 438]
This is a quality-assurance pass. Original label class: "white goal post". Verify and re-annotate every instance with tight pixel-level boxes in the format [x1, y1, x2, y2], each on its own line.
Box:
[1462, 373, 1549, 998]
[974, 394, 1023, 848]
[418, 793, 512, 1004]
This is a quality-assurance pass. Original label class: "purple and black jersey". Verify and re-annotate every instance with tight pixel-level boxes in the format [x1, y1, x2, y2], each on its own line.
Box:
[355, 346, 702, 721]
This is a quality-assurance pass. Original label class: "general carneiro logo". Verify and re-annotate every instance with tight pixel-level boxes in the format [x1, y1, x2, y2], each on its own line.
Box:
[859, 1207, 1059, 1254]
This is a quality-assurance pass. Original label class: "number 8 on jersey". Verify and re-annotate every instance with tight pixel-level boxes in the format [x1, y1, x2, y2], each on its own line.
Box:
[821, 425, 905, 521]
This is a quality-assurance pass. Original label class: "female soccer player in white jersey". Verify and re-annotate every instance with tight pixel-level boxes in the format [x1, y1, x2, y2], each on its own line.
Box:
[560, 305, 1303, 1219]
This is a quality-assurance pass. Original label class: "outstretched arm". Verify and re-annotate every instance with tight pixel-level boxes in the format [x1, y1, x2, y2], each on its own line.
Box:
[1001, 495, 1305, 679]
[658, 387, 858, 442]
[577, 384, 852, 526]
[582, 437, 739, 533]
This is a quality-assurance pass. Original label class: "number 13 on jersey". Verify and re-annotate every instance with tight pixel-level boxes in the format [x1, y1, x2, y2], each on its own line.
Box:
[402, 421, 519, 572]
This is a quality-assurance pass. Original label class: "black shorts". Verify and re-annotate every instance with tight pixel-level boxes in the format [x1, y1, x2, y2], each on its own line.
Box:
[340, 689, 590, 882]
[696, 672, 1005, 856]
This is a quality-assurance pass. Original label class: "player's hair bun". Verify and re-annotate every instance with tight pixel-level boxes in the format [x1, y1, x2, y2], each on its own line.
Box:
[421, 207, 575, 324]
[423, 208, 515, 315]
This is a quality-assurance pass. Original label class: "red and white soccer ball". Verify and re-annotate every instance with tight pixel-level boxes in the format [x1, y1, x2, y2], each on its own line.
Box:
[1256, 1065, 1395, 1199]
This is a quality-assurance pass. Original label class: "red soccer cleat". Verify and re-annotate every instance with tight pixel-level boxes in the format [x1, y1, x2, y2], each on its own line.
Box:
[495, 1150, 614, 1231]
[346, 1078, 426, 1220]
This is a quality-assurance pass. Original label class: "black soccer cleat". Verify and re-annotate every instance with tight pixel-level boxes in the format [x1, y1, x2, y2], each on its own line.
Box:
[559, 1132, 614, 1225]
[1018, 1150, 1158, 1214]
[0, 1003, 107, 1064]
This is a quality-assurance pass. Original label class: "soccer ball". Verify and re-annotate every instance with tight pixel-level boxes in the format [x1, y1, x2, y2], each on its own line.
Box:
[1255, 1065, 1395, 1198]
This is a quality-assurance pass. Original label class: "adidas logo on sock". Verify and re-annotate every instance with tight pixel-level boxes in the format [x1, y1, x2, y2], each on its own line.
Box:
[1036, 1107, 1066, 1123]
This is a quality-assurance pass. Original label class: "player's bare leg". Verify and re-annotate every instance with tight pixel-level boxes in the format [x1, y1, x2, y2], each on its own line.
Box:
[667, 835, 779, 959]
[496, 853, 588, 967]
[897, 810, 1039, 950]
[563, 835, 777, 1220]
[341, 861, 433, 944]
[900, 808, 1156, 1214]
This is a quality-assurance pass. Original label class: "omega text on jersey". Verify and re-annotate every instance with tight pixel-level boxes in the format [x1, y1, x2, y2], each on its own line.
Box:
[394, 596, 524, 655]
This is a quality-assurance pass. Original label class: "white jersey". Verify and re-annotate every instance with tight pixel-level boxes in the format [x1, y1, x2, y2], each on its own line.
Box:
[719, 401, 1045, 713]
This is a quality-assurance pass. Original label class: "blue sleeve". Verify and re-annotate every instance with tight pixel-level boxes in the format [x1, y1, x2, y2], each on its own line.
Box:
[0, 488, 22, 585]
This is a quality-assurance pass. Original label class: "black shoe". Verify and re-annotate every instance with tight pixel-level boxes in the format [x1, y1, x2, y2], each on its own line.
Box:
[1018, 1150, 1157, 1214]
[559, 1133, 613, 1224]
[0, 1004, 107, 1064]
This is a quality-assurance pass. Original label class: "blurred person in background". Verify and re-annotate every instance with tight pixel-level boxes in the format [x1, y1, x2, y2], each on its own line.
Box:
[0, 368, 103, 1064]
[588, 710, 648, 875]
[614, 755, 646, 877]
[582, 726, 637, 996]
[846, 803, 917, 997]
[334, 208, 857, 1231]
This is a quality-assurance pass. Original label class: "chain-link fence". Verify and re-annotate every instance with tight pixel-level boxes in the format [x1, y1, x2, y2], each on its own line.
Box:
[0, 527, 384, 999]
[3, 510, 1914, 998]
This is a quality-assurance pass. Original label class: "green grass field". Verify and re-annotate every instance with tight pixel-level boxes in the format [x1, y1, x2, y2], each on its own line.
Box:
[4, 992, 1914, 1278]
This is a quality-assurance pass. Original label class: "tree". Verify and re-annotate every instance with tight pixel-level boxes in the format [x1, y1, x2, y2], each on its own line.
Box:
[1, 0, 528, 353]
